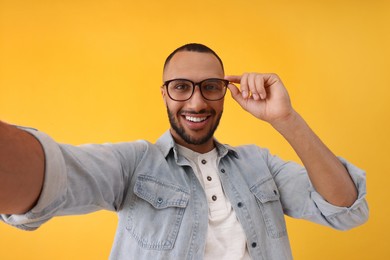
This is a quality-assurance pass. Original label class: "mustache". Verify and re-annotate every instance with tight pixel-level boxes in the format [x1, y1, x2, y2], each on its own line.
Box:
[179, 109, 216, 115]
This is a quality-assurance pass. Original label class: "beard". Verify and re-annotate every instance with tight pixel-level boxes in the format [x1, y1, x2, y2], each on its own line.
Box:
[167, 106, 222, 146]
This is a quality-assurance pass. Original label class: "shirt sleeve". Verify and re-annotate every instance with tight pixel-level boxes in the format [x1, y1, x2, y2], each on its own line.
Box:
[263, 149, 368, 230]
[0, 127, 146, 231]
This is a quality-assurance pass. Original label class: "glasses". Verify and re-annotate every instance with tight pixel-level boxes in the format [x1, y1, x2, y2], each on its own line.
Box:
[162, 78, 229, 101]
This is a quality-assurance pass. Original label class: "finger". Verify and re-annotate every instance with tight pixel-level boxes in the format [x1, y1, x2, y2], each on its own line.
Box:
[227, 83, 245, 106]
[263, 73, 281, 88]
[225, 74, 249, 99]
[255, 74, 266, 100]
[239, 73, 249, 99]
[224, 75, 241, 84]
[247, 73, 260, 100]
[227, 82, 240, 98]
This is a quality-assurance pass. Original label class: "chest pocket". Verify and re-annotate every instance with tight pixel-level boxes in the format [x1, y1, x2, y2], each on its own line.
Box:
[250, 177, 287, 239]
[126, 175, 190, 250]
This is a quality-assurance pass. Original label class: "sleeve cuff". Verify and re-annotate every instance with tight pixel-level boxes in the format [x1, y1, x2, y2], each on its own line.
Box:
[1, 127, 67, 230]
[310, 157, 368, 218]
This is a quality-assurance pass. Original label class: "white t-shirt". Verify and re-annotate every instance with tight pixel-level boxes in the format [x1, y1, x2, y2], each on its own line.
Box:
[177, 144, 251, 260]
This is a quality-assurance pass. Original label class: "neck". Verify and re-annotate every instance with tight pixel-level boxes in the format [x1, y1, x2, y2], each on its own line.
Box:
[170, 130, 216, 154]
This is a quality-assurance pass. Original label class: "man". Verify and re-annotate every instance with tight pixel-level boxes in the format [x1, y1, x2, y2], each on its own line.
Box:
[0, 43, 368, 259]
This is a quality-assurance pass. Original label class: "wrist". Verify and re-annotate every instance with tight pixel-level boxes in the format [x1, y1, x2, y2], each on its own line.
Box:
[269, 109, 300, 130]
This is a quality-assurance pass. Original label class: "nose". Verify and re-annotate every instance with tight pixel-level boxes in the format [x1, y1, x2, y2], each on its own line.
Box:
[187, 85, 208, 111]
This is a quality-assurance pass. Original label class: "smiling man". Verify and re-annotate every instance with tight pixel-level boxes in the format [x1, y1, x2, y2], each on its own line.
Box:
[0, 43, 368, 259]
[162, 49, 226, 153]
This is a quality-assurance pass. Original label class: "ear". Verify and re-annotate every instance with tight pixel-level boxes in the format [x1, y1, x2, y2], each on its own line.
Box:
[161, 87, 167, 105]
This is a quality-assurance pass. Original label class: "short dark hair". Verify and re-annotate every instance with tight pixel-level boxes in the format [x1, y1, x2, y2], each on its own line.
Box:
[163, 43, 224, 72]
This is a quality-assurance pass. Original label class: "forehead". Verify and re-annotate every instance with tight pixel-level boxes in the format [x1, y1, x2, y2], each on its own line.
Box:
[163, 51, 224, 81]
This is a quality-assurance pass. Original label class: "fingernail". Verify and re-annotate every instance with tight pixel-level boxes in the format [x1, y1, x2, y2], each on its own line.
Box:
[242, 91, 248, 98]
[260, 94, 265, 100]
[253, 93, 259, 100]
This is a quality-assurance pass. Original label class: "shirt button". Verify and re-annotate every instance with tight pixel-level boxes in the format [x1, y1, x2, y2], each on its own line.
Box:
[212, 195, 217, 201]
[201, 159, 207, 164]
[207, 176, 212, 181]
[221, 169, 225, 173]
[251, 242, 257, 248]
[237, 202, 243, 207]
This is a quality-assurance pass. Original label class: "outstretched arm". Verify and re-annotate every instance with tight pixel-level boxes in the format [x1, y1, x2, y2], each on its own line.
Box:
[226, 73, 357, 207]
[0, 121, 45, 214]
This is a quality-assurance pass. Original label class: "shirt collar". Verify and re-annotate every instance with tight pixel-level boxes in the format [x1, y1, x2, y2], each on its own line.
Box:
[155, 130, 239, 159]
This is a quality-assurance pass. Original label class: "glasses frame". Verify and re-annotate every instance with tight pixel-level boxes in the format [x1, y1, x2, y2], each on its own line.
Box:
[162, 78, 229, 101]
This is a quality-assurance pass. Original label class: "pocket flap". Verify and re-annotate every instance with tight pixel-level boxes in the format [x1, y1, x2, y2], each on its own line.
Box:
[250, 177, 280, 203]
[134, 175, 190, 209]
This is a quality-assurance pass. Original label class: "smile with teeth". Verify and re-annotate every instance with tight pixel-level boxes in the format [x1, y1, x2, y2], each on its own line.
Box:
[185, 116, 208, 123]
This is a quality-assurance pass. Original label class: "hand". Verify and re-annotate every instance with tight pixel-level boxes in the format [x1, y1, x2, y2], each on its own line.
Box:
[225, 73, 294, 124]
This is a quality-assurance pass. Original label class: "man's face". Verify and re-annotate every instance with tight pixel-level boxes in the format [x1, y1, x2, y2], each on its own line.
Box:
[162, 51, 225, 152]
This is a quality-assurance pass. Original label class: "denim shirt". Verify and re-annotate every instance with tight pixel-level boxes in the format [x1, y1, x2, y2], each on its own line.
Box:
[1, 128, 368, 260]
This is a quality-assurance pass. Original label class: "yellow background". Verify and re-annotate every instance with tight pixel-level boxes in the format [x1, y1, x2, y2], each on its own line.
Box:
[0, 0, 389, 259]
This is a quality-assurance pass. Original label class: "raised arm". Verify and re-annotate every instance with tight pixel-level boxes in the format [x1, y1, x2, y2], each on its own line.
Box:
[0, 121, 45, 214]
[226, 73, 358, 207]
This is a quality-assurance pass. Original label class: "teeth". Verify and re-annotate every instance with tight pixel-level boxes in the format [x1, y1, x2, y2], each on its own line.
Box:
[186, 116, 207, 122]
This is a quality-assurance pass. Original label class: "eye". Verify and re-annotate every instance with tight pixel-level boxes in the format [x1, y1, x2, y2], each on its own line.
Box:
[168, 80, 192, 92]
[202, 81, 223, 92]
[174, 84, 191, 91]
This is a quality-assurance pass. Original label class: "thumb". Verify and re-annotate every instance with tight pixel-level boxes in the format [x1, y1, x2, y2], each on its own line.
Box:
[227, 82, 245, 104]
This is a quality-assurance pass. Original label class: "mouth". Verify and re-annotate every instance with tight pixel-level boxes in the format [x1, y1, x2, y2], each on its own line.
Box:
[185, 115, 208, 123]
[180, 112, 212, 130]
